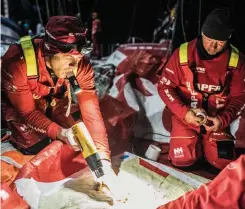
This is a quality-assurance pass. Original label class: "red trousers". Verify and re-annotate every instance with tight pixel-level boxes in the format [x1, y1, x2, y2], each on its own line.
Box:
[169, 115, 236, 170]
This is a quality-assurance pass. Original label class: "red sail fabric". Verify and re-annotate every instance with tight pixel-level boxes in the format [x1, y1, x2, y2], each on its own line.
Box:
[14, 141, 86, 182]
[158, 155, 245, 209]
[1, 182, 29, 209]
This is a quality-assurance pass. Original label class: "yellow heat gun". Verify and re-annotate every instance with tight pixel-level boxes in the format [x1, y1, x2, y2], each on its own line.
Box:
[71, 122, 105, 178]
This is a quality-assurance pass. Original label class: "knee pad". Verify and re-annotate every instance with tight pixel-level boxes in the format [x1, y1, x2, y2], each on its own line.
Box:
[169, 135, 202, 167]
[203, 132, 237, 170]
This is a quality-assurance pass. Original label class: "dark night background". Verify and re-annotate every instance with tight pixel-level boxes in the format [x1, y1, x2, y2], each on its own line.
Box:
[2, 0, 245, 54]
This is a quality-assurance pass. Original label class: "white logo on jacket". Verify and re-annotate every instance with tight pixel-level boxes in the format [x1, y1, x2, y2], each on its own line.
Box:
[164, 89, 174, 101]
[196, 67, 205, 73]
[186, 82, 198, 108]
[3, 80, 17, 92]
[0, 190, 9, 201]
[196, 83, 221, 92]
[165, 68, 174, 74]
[173, 147, 184, 158]
[160, 77, 171, 85]
[69, 33, 84, 36]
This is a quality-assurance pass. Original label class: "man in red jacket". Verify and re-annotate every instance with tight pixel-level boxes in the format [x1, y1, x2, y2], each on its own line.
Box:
[2, 15, 113, 166]
[92, 12, 102, 59]
[158, 8, 245, 170]
[2, 16, 110, 156]
[1, 16, 128, 201]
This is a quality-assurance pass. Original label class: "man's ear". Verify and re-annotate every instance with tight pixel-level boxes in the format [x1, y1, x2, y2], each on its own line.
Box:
[44, 56, 52, 69]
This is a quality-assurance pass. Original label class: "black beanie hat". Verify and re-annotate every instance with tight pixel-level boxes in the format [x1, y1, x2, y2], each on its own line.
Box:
[202, 7, 233, 41]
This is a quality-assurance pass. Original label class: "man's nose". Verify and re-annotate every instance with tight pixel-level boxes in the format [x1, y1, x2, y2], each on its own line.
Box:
[69, 55, 82, 66]
[211, 41, 218, 49]
[74, 54, 82, 62]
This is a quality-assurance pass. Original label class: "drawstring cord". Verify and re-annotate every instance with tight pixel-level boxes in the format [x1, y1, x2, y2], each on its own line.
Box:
[66, 81, 72, 117]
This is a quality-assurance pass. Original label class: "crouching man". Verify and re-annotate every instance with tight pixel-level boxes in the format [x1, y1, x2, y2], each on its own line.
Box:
[158, 8, 245, 170]
[1, 16, 124, 199]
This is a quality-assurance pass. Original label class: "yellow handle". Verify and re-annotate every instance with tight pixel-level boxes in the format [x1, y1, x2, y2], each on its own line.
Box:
[71, 123, 97, 158]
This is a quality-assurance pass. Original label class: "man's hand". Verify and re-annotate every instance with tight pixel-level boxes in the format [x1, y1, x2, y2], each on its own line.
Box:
[57, 128, 80, 151]
[64, 166, 114, 205]
[191, 108, 208, 125]
[190, 108, 206, 115]
[203, 116, 222, 132]
[184, 108, 205, 126]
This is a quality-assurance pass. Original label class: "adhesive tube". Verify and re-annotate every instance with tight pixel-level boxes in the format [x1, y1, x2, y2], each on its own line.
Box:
[145, 144, 161, 161]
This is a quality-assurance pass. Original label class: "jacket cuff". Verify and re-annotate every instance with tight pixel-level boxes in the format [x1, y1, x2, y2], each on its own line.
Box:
[47, 122, 62, 140]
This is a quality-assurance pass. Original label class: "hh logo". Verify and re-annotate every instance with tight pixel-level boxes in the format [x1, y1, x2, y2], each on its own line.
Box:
[174, 147, 184, 158]
[160, 77, 171, 85]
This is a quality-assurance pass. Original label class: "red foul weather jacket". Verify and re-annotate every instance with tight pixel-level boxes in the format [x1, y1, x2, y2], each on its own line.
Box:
[158, 38, 245, 129]
[1, 39, 110, 159]
[92, 19, 101, 37]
